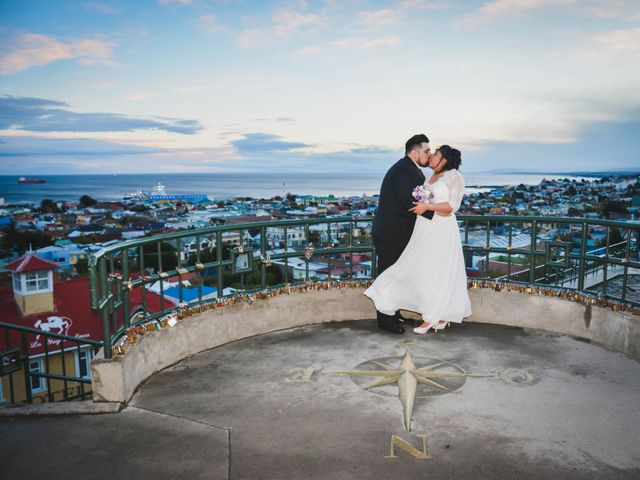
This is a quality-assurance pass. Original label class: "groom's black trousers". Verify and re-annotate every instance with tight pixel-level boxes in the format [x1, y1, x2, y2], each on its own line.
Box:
[373, 239, 406, 327]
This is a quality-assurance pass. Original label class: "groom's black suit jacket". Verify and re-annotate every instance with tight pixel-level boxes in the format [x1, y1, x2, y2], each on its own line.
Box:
[372, 156, 434, 274]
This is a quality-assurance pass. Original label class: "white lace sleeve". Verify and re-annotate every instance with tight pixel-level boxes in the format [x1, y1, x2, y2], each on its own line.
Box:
[444, 171, 465, 213]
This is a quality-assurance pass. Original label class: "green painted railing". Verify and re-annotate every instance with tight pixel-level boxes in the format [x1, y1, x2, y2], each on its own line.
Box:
[88, 215, 640, 359]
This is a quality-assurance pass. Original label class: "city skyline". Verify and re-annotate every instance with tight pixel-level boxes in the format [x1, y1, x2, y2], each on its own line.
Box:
[1, 0, 639, 175]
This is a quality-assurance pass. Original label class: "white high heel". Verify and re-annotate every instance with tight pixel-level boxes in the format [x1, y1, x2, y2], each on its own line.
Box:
[434, 321, 450, 332]
[413, 322, 435, 335]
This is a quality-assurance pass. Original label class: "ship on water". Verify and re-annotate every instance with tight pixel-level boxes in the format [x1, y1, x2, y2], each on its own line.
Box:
[123, 182, 209, 204]
[17, 177, 46, 184]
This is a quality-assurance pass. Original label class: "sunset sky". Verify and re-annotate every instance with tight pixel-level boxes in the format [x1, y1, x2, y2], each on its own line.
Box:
[1, 0, 639, 175]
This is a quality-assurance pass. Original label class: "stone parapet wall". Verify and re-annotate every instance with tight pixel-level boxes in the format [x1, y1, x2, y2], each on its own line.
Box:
[91, 287, 639, 403]
[91, 287, 374, 403]
[465, 288, 639, 358]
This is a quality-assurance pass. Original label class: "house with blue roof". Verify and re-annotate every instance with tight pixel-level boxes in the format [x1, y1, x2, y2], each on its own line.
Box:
[35, 244, 88, 271]
[162, 285, 237, 304]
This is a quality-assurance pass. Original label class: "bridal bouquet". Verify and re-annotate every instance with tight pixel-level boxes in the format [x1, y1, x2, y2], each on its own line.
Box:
[412, 185, 433, 203]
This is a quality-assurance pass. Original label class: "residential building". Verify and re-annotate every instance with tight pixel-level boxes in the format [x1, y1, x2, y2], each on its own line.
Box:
[1, 253, 173, 404]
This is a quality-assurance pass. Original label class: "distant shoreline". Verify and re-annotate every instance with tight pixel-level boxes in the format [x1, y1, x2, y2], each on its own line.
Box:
[1, 170, 638, 178]
[0, 171, 636, 205]
[485, 170, 640, 177]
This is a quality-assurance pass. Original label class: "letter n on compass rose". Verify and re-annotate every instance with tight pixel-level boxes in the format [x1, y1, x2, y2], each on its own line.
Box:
[325, 350, 488, 431]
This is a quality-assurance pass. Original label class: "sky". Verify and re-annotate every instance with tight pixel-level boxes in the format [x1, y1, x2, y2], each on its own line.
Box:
[0, 0, 639, 175]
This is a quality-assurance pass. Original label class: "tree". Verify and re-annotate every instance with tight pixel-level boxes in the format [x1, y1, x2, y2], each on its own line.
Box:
[79, 195, 98, 208]
[74, 257, 89, 275]
[1, 226, 53, 255]
[141, 241, 179, 272]
[567, 207, 581, 217]
[0, 230, 11, 258]
[40, 198, 60, 213]
[308, 231, 321, 246]
[130, 204, 150, 212]
[601, 199, 629, 218]
[221, 262, 283, 290]
[609, 228, 625, 246]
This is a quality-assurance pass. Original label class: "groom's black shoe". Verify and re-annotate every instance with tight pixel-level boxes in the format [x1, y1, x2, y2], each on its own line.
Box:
[377, 311, 405, 334]
[396, 313, 418, 326]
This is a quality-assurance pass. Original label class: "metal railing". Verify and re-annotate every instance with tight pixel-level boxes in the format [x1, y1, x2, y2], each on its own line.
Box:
[501, 240, 628, 286]
[88, 217, 373, 358]
[0, 322, 103, 404]
[4, 215, 635, 404]
[87, 215, 640, 359]
[460, 216, 638, 298]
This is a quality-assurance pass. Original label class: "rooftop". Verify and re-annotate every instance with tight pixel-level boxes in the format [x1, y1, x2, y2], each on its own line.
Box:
[1, 322, 638, 479]
[4, 253, 59, 273]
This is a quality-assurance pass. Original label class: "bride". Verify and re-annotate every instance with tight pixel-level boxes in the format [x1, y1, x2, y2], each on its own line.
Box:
[364, 145, 472, 334]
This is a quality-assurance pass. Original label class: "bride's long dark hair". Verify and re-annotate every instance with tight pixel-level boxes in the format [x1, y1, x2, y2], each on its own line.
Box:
[438, 145, 462, 170]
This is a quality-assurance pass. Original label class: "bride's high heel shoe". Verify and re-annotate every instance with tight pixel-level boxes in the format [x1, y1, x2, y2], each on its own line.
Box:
[435, 321, 450, 332]
[413, 322, 435, 335]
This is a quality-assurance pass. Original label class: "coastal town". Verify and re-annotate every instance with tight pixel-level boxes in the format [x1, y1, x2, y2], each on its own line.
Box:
[1, 174, 639, 280]
[3, 173, 638, 404]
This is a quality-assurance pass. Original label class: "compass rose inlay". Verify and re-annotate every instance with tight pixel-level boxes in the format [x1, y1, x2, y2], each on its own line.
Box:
[326, 350, 487, 431]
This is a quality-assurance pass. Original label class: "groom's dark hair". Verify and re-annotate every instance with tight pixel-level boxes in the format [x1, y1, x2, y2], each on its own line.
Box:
[405, 134, 429, 155]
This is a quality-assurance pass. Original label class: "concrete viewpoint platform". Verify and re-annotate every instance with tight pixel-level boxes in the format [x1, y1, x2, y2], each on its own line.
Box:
[1, 321, 639, 479]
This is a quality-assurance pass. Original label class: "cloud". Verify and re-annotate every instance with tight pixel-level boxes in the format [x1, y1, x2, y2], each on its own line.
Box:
[272, 10, 324, 36]
[0, 135, 162, 157]
[84, 2, 120, 14]
[237, 5, 324, 48]
[293, 36, 402, 58]
[125, 89, 157, 101]
[0, 95, 203, 134]
[465, 114, 640, 172]
[459, 0, 579, 26]
[581, 0, 640, 21]
[571, 27, 640, 61]
[89, 81, 119, 90]
[354, 1, 453, 29]
[198, 14, 228, 35]
[0, 142, 240, 175]
[356, 8, 405, 29]
[231, 132, 312, 154]
[237, 28, 267, 48]
[0, 33, 115, 75]
[346, 146, 394, 155]
[172, 72, 292, 95]
[329, 36, 403, 49]
[158, 0, 192, 6]
[222, 134, 399, 173]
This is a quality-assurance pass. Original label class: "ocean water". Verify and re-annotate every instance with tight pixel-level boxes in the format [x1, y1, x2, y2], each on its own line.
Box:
[0, 172, 596, 205]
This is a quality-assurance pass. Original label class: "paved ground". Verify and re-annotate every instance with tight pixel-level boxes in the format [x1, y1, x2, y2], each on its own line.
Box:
[1, 321, 640, 479]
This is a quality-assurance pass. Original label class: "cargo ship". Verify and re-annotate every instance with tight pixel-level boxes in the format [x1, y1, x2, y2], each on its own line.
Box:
[17, 177, 46, 184]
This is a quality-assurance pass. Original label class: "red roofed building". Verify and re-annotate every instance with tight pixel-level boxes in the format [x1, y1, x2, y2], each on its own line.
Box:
[1, 253, 174, 403]
[5, 253, 60, 316]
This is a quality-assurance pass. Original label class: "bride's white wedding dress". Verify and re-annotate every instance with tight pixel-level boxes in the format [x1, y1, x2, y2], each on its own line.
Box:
[364, 169, 472, 324]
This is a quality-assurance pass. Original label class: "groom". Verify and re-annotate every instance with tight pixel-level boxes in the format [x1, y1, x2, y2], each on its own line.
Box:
[372, 134, 435, 334]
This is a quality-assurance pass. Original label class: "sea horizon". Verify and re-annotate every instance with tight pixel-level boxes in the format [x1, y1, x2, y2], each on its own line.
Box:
[0, 170, 631, 205]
